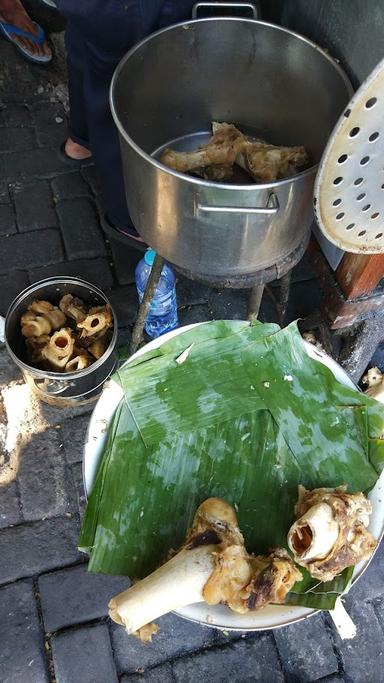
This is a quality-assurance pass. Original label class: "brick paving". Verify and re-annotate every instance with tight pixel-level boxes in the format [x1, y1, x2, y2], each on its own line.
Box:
[0, 16, 384, 683]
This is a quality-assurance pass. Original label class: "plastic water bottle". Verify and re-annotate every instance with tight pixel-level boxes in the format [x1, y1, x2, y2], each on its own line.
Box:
[135, 249, 179, 338]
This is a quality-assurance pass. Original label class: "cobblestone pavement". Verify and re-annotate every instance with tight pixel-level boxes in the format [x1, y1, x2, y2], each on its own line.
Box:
[1, 16, 384, 683]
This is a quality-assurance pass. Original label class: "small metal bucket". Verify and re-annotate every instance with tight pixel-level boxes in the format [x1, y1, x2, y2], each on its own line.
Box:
[5, 277, 118, 407]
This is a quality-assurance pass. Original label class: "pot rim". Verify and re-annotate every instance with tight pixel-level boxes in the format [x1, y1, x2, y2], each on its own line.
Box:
[5, 276, 118, 381]
[110, 16, 353, 191]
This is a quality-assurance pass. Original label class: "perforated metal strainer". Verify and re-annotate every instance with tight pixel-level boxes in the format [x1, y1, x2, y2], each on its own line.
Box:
[314, 56, 384, 254]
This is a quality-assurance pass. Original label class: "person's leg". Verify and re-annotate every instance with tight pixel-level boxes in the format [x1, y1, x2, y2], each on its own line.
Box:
[63, 21, 92, 161]
[0, 0, 51, 59]
[82, 42, 132, 231]
[59, 1, 192, 234]
[77, 0, 164, 233]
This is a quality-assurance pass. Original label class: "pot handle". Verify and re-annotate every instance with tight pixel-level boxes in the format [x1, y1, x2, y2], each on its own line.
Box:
[192, 2, 259, 19]
[32, 378, 75, 395]
[195, 192, 279, 215]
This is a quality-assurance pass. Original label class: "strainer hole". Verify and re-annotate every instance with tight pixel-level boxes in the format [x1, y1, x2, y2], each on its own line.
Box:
[346, 223, 355, 231]
[375, 233, 383, 239]
[338, 154, 348, 164]
[365, 97, 377, 109]
[371, 212, 380, 220]
[381, 184, 384, 189]
[369, 132, 380, 142]
[360, 156, 370, 166]
[333, 176, 343, 185]
[362, 204, 371, 212]
[358, 230, 367, 237]
[349, 127, 360, 137]
[354, 177, 364, 186]
[336, 212, 345, 220]
[356, 193, 366, 201]
[333, 198, 342, 206]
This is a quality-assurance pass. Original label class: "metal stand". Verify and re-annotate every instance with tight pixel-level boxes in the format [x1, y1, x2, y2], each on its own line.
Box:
[129, 254, 165, 356]
[247, 285, 265, 321]
[130, 259, 295, 354]
[247, 270, 293, 323]
[278, 270, 292, 321]
[127, 235, 304, 355]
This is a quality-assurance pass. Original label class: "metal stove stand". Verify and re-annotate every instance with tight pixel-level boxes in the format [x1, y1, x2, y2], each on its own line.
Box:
[129, 233, 310, 355]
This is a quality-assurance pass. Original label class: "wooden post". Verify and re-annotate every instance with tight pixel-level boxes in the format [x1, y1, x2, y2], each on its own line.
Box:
[336, 254, 384, 299]
[308, 239, 384, 329]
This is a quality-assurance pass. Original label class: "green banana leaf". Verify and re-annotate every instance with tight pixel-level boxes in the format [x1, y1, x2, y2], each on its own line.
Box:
[79, 320, 384, 610]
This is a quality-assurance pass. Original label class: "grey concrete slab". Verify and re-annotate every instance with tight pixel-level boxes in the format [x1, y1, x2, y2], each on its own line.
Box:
[39, 564, 127, 632]
[0, 516, 81, 585]
[0, 579, 48, 683]
[52, 624, 118, 683]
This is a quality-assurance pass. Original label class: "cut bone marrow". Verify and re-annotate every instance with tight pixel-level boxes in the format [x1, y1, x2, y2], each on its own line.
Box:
[362, 367, 384, 403]
[108, 486, 377, 640]
[288, 485, 376, 582]
[288, 502, 339, 562]
[20, 297, 113, 373]
[108, 497, 302, 638]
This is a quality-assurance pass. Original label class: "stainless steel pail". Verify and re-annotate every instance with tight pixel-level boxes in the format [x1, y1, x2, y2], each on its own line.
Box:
[111, 17, 352, 279]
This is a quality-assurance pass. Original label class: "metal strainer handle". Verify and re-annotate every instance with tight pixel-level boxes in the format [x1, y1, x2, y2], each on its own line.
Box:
[192, 2, 259, 19]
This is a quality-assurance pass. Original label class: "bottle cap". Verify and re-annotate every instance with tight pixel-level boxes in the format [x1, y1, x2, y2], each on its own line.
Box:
[144, 249, 156, 266]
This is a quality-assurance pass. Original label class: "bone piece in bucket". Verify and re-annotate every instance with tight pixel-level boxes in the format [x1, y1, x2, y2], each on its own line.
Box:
[5, 277, 118, 407]
[111, 15, 352, 280]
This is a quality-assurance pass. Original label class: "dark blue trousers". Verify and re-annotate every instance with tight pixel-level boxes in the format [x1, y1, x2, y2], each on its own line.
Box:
[56, 0, 197, 231]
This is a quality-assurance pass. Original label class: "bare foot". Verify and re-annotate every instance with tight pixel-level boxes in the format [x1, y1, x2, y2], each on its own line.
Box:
[64, 137, 92, 161]
[0, 0, 51, 59]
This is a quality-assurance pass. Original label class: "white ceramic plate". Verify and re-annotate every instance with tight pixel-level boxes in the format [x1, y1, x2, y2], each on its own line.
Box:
[83, 323, 384, 631]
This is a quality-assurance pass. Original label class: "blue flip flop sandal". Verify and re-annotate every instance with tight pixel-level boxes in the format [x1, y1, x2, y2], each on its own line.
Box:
[0, 21, 52, 64]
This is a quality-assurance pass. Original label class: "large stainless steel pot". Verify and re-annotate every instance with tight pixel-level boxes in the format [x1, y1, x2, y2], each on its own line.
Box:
[111, 16, 352, 281]
[5, 277, 117, 407]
